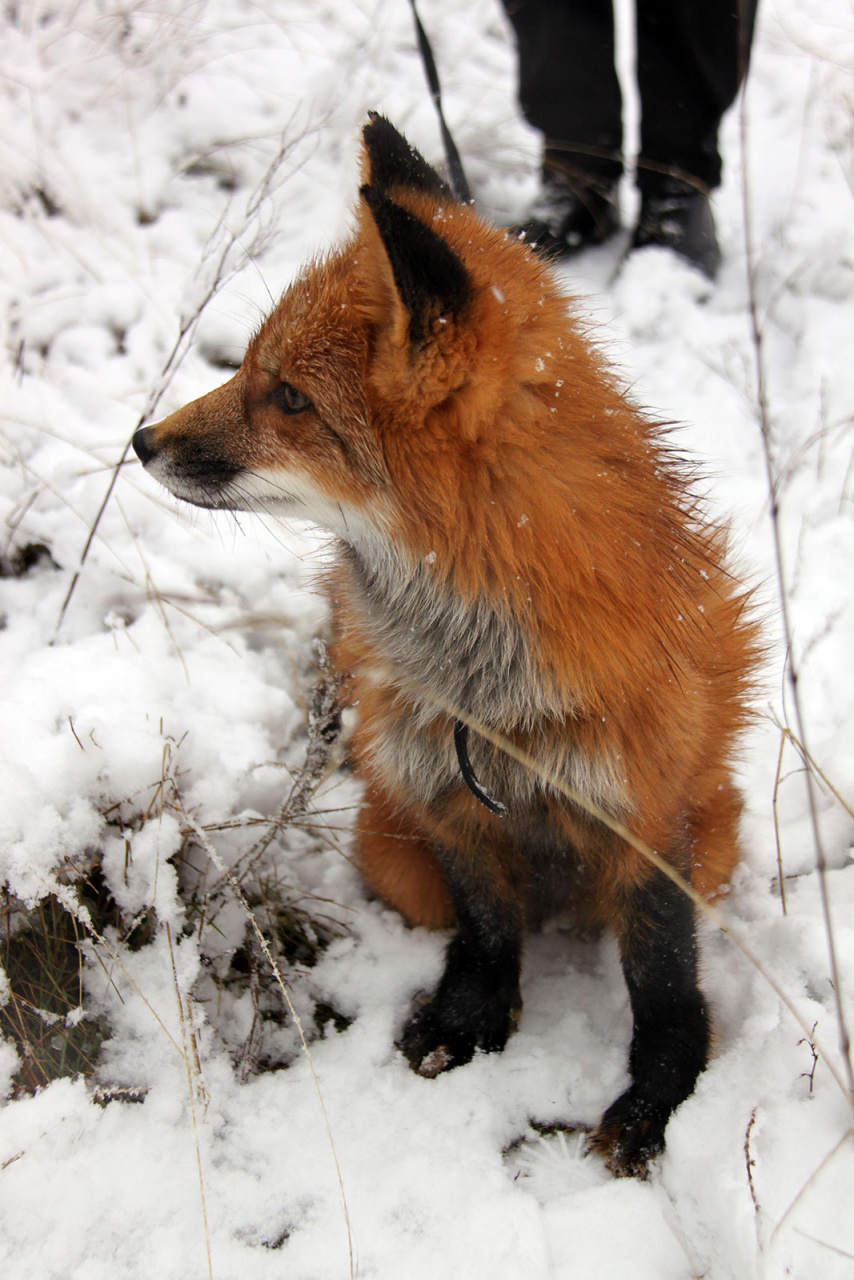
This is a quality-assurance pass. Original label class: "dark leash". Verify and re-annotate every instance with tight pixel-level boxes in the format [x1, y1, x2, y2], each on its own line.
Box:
[453, 720, 508, 817]
[407, 0, 472, 204]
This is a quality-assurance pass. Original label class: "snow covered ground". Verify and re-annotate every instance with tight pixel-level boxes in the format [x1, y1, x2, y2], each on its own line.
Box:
[1, 0, 853, 1276]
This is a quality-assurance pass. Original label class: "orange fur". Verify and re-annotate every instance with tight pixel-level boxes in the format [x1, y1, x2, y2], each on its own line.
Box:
[140, 126, 759, 958]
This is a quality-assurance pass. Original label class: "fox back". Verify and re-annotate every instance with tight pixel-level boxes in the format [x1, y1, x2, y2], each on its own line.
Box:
[135, 116, 760, 1175]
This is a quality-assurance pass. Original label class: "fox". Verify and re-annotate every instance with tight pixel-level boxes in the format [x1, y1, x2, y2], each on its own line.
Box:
[133, 115, 760, 1176]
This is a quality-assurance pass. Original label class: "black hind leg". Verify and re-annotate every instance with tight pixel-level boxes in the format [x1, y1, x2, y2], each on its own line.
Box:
[590, 867, 710, 1177]
[398, 850, 523, 1076]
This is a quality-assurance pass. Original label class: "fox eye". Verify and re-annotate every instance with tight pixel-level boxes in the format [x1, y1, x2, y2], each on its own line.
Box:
[271, 381, 313, 415]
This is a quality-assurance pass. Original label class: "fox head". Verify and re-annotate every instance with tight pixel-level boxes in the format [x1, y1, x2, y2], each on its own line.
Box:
[132, 115, 598, 564]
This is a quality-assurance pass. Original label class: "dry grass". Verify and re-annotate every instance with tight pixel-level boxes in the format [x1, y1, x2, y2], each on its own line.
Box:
[0, 862, 155, 1095]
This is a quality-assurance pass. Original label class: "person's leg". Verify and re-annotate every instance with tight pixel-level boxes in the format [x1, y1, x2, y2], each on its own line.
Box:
[505, 0, 623, 183]
[632, 0, 759, 275]
[503, 0, 623, 253]
[636, 0, 757, 192]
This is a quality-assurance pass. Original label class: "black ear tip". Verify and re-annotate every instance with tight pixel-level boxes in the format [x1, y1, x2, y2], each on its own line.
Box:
[362, 112, 394, 148]
[362, 114, 414, 167]
[364, 111, 396, 131]
[361, 113, 452, 200]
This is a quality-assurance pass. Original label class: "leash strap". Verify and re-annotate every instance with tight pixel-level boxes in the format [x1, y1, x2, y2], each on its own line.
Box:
[453, 720, 508, 817]
[407, 0, 473, 203]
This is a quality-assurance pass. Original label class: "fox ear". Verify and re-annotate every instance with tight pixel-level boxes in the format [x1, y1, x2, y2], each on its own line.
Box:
[359, 185, 470, 346]
[361, 112, 451, 199]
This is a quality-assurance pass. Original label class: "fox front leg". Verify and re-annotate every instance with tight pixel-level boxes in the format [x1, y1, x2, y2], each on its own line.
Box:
[399, 851, 524, 1076]
[589, 866, 711, 1177]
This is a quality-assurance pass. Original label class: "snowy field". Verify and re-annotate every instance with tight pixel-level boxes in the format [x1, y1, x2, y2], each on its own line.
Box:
[1, 0, 853, 1276]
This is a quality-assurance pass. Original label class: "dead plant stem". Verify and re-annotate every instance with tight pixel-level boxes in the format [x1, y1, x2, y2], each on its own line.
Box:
[53, 126, 309, 637]
[167, 922, 214, 1280]
[739, 86, 854, 1104]
[178, 806, 356, 1280]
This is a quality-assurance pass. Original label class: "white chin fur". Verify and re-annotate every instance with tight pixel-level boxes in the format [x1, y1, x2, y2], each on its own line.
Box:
[150, 459, 390, 549]
[140, 454, 224, 508]
[232, 468, 389, 547]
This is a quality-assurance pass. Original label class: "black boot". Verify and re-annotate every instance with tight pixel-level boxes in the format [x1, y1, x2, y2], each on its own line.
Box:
[511, 164, 619, 260]
[632, 179, 721, 279]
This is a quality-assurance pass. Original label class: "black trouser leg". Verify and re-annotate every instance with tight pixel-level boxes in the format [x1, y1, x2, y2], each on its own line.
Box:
[502, 0, 623, 185]
[503, 0, 758, 192]
[636, 0, 759, 191]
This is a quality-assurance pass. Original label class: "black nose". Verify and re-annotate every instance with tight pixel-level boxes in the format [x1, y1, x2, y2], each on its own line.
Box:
[132, 426, 159, 466]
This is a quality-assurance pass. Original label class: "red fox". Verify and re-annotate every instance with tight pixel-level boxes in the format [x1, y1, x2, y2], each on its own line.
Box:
[134, 115, 760, 1176]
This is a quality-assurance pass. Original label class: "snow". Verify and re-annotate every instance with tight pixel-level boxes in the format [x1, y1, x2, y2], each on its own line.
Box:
[1, 0, 853, 1276]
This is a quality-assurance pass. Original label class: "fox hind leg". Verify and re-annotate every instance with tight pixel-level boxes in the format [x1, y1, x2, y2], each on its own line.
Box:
[354, 785, 455, 929]
[688, 774, 745, 898]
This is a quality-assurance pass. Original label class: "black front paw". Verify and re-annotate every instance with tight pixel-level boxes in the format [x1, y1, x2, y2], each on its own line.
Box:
[398, 985, 521, 1077]
[586, 1085, 670, 1178]
[397, 888, 524, 1077]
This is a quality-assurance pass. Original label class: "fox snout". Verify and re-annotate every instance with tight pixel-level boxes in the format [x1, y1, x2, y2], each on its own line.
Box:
[132, 426, 159, 467]
[131, 412, 243, 509]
